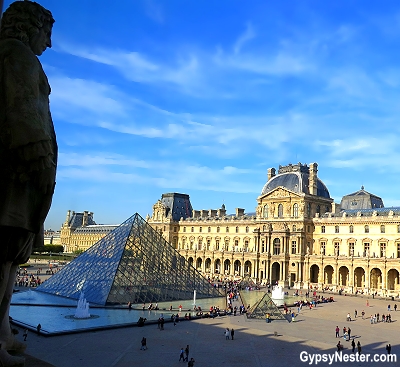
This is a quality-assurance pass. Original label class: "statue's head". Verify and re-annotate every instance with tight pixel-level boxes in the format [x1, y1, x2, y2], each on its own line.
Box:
[0, 1, 55, 55]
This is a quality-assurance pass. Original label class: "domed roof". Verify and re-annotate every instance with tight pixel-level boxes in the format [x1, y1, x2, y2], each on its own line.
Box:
[261, 163, 330, 198]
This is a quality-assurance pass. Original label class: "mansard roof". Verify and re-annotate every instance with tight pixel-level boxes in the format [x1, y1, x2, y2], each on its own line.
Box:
[340, 186, 384, 210]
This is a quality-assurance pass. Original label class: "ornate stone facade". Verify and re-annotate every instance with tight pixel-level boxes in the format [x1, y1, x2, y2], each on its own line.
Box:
[61, 162, 400, 297]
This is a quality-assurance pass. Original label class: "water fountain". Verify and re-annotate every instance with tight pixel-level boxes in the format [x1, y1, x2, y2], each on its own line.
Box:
[74, 292, 91, 319]
[192, 290, 196, 306]
[271, 285, 285, 300]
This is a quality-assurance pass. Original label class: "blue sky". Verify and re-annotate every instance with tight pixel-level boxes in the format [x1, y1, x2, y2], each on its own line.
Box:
[4, 0, 400, 230]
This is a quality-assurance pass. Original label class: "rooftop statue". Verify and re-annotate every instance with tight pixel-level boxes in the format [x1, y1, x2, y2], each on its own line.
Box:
[0, 1, 57, 365]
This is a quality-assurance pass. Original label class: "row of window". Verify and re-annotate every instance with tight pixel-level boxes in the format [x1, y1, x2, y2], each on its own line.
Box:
[322, 224, 398, 234]
[183, 226, 251, 233]
[262, 203, 330, 218]
[319, 242, 400, 258]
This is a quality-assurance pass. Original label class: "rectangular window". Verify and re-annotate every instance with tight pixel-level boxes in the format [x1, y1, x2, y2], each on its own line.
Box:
[291, 241, 297, 254]
[321, 226, 325, 233]
[174, 226, 177, 232]
[363, 243, 370, 257]
[397, 243, 400, 258]
[334, 242, 340, 256]
[207, 240, 210, 250]
[320, 242, 326, 256]
[261, 240, 265, 253]
[216, 240, 220, 251]
[380, 243, 386, 257]
[349, 242, 354, 256]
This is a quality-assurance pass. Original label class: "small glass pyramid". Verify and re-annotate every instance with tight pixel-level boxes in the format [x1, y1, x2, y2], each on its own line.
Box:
[246, 292, 290, 322]
[37, 213, 223, 305]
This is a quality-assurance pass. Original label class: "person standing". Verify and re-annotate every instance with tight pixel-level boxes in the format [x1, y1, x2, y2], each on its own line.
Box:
[23, 329, 28, 342]
[347, 327, 351, 340]
[140, 337, 147, 350]
[354, 309, 357, 318]
[394, 304, 397, 312]
[179, 347, 185, 362]
[184, 345, 189, 362]
[351, 339, 356, 353]
[36, 324, 41, 334]
[357, 341, 362, 355]
[225, 328, 230, 340]
[188, 357, 195, 367]
[386, 344, 391, 355]
[230, 328, 235, 340]
[335, 326, 340, 338]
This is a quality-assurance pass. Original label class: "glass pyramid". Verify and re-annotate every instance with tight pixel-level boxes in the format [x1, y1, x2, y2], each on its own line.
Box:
[37, 213, 223, 305]
[246, 292, 290, 322]
[238, 275, 257, 289]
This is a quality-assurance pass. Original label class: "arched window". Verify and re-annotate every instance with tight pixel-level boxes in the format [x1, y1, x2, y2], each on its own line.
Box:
[321, 226, 326, 233]
[217, 226, 220, 233]
[226, 227, 229, 233]
[208, 227, 211, 233]
[183, 227, 186, 232]
[235, 226, 239, 233]
[246, 226, 249, 233]
[292, 225, 296, 232]
[293, 203, 299, 218]
[263, 204, 268, 218]
[349, 225, 354, 233]
[326, 206, 330, 213]
[262, 225, 267, 231]
[316, 205, 321, 215]
[364, 225, 369, 234]
[307, 203, 311, 217]
[278, 204, 283, 218]
[380, 225, 385, 233]
[199, 227, 202, 233]
[335, 225, 339, 233]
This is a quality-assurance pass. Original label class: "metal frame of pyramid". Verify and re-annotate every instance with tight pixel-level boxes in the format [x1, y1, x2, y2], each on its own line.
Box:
[246, 292, 291, 322]
[37, 213, 224, 305]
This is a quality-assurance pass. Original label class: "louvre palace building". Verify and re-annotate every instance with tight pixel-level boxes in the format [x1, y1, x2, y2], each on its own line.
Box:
[60, 162, 400, 297]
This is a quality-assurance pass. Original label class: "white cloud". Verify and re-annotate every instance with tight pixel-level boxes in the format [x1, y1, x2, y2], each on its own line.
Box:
[234, 23, 256, 54]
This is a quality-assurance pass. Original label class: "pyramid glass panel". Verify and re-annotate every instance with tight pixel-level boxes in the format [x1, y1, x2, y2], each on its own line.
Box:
[37, 213, 223, 305]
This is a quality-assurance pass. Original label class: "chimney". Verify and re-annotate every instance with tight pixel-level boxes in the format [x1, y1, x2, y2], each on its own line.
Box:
[309, 163, 318, 196]
[66, 210, 71, 224]
[235, 208, 245, 217]
[267, 167, 276, 181]
[83, 211, 88, 226]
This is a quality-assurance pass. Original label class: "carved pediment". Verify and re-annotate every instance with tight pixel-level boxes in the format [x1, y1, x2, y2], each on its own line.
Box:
[263, 187, 301, 199]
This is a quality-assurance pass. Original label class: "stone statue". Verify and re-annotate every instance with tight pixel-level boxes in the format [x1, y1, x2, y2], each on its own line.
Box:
[0, 1, 57, 365]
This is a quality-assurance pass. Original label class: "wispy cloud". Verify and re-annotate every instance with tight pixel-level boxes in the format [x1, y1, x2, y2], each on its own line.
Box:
[234, 23, 256, 54]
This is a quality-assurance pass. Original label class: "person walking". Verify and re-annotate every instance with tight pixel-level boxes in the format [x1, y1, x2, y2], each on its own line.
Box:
[347, 327, 351, 340]
[335, 326, 340, 338]
[386, 344, 391, 355]
[351, 339, 356, 353]
[36, 324, 41, 334]
[23, 329, 28, 341]
[387, 304, 391, 312]
[225, 328, 230, 340]
[184, 345, 190, 362]
[179, 347, 185, 362]
[354, 309, 357, 319]
[188, 357, 195, 367]
[394, 304, 397, 312]
[230, 328, 235, 340]
[357, 341, 362, 355]
[361, 310, 365, 319]
[140, 337, 147, 350]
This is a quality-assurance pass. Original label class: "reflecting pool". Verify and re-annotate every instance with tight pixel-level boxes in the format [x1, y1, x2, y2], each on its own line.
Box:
[10, 290, 225, 336]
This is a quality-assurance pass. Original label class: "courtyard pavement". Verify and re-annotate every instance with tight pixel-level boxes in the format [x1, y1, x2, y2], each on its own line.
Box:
[15, 292, 399, 367]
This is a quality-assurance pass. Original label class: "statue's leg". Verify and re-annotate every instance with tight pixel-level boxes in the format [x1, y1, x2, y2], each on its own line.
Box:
[0, 261, 13, 344]
[0, 262, 25, 366]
